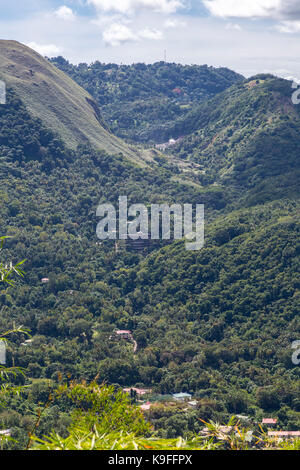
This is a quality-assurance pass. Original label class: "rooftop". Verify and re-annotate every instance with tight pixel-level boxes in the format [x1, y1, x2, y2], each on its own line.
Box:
[123, 387, 152, 395]
[116, 330, 132, 335]
[262, 418, 278, 425]
[173, 393, 192, 399]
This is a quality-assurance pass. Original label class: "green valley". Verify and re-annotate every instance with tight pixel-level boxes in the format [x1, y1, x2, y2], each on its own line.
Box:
[0, 40, 299, 450]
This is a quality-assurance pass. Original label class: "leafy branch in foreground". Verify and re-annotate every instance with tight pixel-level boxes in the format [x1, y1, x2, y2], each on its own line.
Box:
[0, 236, 27, 426]
[31, 382, 300, 451]
[32, 382, 212, 450]
[0, 236, 25, 285]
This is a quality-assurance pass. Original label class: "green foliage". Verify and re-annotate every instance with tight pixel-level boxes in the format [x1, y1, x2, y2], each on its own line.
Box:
[32, 384, 299, 450]
[50, 58, 243, 143]
[0, 236, 27, 447]
[1, 56, 300, 449]
[167, 76, 300, 205]
[31, 383, 271, 450]
[0, 237, 25, 285]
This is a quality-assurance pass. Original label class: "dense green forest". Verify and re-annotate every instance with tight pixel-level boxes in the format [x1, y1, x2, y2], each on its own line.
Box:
[0, 87, 235, 447]
[0, 48, 300, 449]
[49, 58, 243, 144]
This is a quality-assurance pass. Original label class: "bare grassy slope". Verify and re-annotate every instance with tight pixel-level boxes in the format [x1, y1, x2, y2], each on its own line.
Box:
[0, 40, 151, 165]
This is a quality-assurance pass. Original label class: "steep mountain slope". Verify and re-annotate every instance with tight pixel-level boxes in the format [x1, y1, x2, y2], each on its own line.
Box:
[0, 40, 152, 166]
[50, 57, 243, 143]
[166, 75, 300, 206]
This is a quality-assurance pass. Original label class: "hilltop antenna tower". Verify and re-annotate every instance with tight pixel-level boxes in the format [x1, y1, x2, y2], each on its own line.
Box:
[164, 49, 167, 63]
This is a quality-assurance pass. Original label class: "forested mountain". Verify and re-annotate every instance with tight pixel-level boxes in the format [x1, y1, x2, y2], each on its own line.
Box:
[49, 57, 243, 143]
[0, 41, 299, 448]
[49, 56, 299, 206]
[162, 76, 300, 206]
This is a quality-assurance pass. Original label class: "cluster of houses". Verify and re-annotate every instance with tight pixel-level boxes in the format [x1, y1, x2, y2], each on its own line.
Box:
[123, 389, 197, 411]
[121, 388, 300, 441]
[1, 388, 299, 442]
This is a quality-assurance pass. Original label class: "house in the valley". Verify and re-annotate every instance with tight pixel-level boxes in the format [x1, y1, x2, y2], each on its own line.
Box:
[262, 418, 278, 427]
[187, 400, 198, 408]
[115, 330, 132, 340]
[173, 392, 192, 402]
[123, 387, 152, 396]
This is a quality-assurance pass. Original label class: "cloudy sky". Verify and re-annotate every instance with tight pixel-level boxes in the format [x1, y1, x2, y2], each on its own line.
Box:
[1, 0, 300, 79]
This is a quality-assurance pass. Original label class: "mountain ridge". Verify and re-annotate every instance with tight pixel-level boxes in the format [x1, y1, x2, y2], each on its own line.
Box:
[166, 75, 300, 206]
[49, 56, 244, 144]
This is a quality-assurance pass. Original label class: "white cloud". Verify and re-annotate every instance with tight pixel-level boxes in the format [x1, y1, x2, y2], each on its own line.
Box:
[203, 0, 300, 21]
[89, 0, 185, 48]
[164, 18, 187, 28]
[203, 0, 281, 18]
[103, 23, 137, 46]
[91, 0, 182, 46]
[138, 27, 163, 39]
[26, 42, 62, 57]
[54, 6, 76, 22]
[225, 22, 242, 31]
[88, 0, 184, 15]
[204, 1, 300, 34]
[277, 20, 300, 33]
[102, 22, 164, 45]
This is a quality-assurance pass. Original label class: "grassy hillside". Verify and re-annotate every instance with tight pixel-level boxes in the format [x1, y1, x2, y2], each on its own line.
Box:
[0, 40, 153, 166]
[49, 57, 243, 143]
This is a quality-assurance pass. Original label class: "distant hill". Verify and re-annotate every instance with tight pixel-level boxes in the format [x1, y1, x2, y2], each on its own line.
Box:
[49, 57, 243, 143]
[165, 75, 300, 206]
[0, 40, 153, 166]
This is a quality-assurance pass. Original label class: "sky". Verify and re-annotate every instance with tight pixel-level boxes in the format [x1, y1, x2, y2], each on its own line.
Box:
[1, 0, 300, 79]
